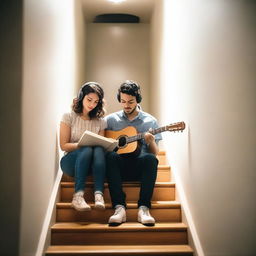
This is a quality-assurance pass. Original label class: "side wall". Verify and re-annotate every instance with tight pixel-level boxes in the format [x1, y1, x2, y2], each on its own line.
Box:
[20, 0, 85, 255]
[149, 0, 164, 119]
[85, 23, 150, 114]
[151, 0, 256, 255]
[0, 1, 23, 255]
[74, 0, 86, 92]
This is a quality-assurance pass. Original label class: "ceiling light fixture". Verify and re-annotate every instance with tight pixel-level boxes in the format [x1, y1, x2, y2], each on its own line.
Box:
[107, 0, 126, 4]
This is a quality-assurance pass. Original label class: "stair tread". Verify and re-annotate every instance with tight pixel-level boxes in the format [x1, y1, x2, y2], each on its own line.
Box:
[57, 201, 181, 209]
[52, 222, 187, 232]
[158, 164, 171, 170]
[61, 182, 175, 187]
[46, 244, 193, 254]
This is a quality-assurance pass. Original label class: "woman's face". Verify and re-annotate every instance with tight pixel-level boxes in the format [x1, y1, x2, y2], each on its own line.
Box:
[82, 92, 99, 113]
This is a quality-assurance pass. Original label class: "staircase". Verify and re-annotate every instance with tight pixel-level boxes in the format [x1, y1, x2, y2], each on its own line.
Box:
[45, 151, 193, 255]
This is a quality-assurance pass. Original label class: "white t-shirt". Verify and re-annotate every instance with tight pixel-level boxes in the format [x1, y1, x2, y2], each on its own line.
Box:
[61, 111, 107, 143]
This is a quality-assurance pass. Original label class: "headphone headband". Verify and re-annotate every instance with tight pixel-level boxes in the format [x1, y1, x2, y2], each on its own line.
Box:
[117, 80, 142, 103]
[77, 81, 101, 100]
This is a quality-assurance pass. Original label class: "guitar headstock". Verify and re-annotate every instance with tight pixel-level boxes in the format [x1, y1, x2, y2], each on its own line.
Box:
[166, 122, 186, 132]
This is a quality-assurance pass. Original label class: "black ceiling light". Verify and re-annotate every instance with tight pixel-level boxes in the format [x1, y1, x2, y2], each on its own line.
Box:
[93, 13, 140, 23]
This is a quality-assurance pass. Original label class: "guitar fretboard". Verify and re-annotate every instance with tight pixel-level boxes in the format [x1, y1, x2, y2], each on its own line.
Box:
[126, 126, 168, 143]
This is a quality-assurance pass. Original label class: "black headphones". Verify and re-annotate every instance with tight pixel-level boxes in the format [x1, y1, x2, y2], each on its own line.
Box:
[77, 81, 100, 101]
[117, 80, 142, 103]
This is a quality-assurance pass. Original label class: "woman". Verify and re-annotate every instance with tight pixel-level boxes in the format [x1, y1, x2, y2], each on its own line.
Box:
[60, 82, 106, 211]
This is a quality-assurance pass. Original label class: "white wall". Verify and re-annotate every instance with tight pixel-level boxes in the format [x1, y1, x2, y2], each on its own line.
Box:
[21, 0, 85, 255]
[85, 23, 150, 114]
[149, 0, 164, 119]
[74, 0, 86, 92]
[151, 0, 256, 255]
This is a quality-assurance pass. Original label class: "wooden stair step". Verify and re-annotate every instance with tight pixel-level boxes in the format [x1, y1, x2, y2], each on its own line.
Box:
[157, 165, 171, 182]
[156, 171, 171, 182]
[51, 222, 188, 245]
[157, 152, 168, 165]
[56, 201, 181, 222]
[61, 165, 171, 183]
[61, 182, 175, 202]
[46, 244, 193, 255]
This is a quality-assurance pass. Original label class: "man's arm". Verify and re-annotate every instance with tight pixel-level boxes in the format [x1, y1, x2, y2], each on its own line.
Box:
[144, 132, 159, 155]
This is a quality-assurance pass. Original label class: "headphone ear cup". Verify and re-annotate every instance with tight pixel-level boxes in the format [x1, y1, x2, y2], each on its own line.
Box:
[78, 82, 89, 100]
[77, 88, 83, 100]
[117, 90, 121, 102]
[136, 94, 142, 103]
[131, 82, 142, 103]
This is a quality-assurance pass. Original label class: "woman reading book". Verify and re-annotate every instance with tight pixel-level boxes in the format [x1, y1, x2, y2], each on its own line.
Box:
[59, 82, 107, 211]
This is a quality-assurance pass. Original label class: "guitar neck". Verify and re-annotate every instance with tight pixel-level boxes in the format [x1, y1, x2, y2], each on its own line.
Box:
[126, 126, 168, 144]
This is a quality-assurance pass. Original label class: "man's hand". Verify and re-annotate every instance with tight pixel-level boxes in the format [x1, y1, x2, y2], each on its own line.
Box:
[144, 129, 159, 155]
[144, 132, 155, 145]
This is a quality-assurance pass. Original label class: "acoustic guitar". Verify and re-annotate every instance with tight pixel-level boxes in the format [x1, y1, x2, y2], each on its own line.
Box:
[105, 121, 185, 155]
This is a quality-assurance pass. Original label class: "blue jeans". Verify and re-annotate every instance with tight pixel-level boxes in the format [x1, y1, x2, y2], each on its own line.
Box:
[60, 146, 106, 193]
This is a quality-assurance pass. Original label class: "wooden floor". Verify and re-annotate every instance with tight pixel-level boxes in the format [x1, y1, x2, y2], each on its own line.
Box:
[45, 151, 193, 255]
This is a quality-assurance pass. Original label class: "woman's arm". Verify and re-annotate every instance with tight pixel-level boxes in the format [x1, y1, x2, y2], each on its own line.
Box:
[60, 122, 79, 152]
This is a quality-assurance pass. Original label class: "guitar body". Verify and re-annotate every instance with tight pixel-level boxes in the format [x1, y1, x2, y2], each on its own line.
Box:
[105, 126, 139, 155]
[105, 121, 185, 155]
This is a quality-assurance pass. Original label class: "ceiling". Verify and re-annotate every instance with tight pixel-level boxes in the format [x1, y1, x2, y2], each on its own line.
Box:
[81, 0, 155, 23]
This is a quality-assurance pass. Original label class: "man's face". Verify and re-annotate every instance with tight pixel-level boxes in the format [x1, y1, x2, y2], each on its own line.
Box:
[120, 93, 137, 115]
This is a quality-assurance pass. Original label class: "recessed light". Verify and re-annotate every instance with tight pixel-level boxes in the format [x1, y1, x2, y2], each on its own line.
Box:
[107, 0, 126, 3]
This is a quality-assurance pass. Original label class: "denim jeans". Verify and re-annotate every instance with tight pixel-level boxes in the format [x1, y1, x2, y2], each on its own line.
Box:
[60, 146, 106, 193]
[106, 151, 158, 209]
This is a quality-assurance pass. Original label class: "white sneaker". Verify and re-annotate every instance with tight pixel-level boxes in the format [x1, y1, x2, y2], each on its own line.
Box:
[94, 193, 105, 210]
[108, 205, 126, 226]
[71, 191, 91, 211]
[138, 206, 155, 226]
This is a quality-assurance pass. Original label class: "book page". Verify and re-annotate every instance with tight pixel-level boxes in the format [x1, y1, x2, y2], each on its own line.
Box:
[78, 130, 118, 151]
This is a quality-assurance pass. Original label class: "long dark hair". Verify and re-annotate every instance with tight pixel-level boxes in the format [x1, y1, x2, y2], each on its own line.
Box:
[72, 82, 105, 118]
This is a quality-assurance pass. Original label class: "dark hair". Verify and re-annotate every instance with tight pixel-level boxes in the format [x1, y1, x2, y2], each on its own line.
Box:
[117, 80, 142, 103]
[72, 82, 105, 118]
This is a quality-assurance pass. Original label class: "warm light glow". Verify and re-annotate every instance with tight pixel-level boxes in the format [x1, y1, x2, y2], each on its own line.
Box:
[49, 0, 76, 118]
[107, 0, 126, 3]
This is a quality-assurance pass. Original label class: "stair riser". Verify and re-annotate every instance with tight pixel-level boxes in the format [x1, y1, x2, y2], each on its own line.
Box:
[46, 251, 193, 256]
[56, 208, 181, 222]
[157, 155, 167, 165]
[62, 171, 171, 183]
[61, 187, 175, 202]
[51, 231, 188, 245]
[157, 171, 171, 182]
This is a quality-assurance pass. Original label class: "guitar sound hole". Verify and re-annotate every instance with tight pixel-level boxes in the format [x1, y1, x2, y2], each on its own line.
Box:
[118, 136, 127, 148]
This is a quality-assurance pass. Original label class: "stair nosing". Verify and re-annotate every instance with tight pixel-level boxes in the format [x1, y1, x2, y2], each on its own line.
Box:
[56, 201, 181, 209]
[46, 244, 193, 254]
[51, 222, 188, 233]
[61, 181, 175, 188]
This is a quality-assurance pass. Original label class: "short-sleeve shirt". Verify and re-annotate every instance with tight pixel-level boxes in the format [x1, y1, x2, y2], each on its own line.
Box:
[104, 110, 162, 154]
[61, 111, 107, 143]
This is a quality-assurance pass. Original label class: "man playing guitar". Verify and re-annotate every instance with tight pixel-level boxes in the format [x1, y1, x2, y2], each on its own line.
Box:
[105, 80, 162, 226]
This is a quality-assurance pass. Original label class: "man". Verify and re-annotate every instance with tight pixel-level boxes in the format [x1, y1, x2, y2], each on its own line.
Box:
[105, 80, 162, 226]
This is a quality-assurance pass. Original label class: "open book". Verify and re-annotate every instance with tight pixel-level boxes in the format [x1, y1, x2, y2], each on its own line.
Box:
[77, 130, 118, 151]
